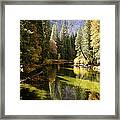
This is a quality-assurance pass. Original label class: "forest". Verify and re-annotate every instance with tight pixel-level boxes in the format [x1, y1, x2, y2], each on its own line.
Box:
[20, 20, 100, 100]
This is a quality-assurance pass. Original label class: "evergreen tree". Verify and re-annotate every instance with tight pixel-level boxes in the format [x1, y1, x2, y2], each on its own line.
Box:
[20, 20, 43, 74]
[50, 24, 58, 58]
[42, 20, 51, 59]
[71, 33, 76, 60]
[74, 20, 100, 66]
[81, 20, 91, 61]
[60, 22, 69, 59]
[75, 28, 82, 57]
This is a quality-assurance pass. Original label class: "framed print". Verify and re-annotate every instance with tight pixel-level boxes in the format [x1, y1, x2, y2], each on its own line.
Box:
[0, 0, 119, 119]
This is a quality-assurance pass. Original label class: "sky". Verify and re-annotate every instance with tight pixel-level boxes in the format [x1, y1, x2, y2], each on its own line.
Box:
[50, 20, 84, 35]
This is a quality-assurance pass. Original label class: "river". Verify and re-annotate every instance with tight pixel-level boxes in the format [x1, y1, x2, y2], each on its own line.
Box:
[20, 63, 100, 100]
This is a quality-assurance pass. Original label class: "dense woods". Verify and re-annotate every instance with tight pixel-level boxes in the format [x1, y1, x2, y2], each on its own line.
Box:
[74, 20, 100, 66]
[20, 20, 100, 100]
[20, 20, 77, 74]
[20, 20, 100, 73]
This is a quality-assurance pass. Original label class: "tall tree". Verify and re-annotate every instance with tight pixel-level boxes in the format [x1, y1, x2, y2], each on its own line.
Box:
[42, 20, 51, 59]
[90, 20, 100, 65]
[60, 22, 69, 59]
[81, 20, 91, 61]
[49, 24, 58, 58]
[70, 33, 76, 60]
[20, 20, 43, 74]
[74, 20, 100, 66]
[75, 28, 82, 57]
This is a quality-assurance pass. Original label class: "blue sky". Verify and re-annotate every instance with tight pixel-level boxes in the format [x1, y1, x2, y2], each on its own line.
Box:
[50, 20, 84, 35]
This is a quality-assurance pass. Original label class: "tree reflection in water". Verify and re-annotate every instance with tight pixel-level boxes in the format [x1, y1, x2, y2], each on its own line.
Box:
[20, 63, 100, 100]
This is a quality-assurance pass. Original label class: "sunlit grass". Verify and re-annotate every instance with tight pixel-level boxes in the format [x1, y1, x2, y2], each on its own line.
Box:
[64, 67, 93, 75]
[73, 67, 89, 75]
[57, 76, 100, 93]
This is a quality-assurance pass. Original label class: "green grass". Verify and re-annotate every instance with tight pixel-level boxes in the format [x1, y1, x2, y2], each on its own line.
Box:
[20, 83, 48, 99]
[57, 75, 100, 93]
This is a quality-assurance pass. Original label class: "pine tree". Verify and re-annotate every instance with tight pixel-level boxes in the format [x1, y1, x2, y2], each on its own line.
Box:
[50, 24, 58, 58]
[60, 22, 69, 59]
[74, 27, 88, 65]
[20, 20, 43, 74]
[42, 20, 51, 59]
[74, 20, 100, 66]
[68, 33, 76, 60]
[81, 20, 91, 61]
[75, 28, 82, 57]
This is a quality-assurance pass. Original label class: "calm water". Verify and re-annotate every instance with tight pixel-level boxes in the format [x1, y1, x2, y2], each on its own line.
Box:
[20, 63, 100, 100]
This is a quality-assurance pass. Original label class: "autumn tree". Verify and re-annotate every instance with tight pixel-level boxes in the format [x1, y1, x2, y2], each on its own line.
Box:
[90, 20, 100, 65]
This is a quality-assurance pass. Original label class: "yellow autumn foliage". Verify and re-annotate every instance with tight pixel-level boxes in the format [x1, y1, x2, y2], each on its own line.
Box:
[90, 20, 100, 50]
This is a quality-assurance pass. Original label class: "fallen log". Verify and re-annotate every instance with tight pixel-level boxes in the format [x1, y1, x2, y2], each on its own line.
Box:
[20, 71, 44, 83]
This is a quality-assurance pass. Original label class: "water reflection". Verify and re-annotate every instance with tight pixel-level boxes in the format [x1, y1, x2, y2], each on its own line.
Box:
[47, 65, 62, 100]
[20, 63, 100, 100]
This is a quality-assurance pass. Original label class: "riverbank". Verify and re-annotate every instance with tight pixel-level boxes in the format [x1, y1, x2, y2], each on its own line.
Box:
[20, 63, 100, 100]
